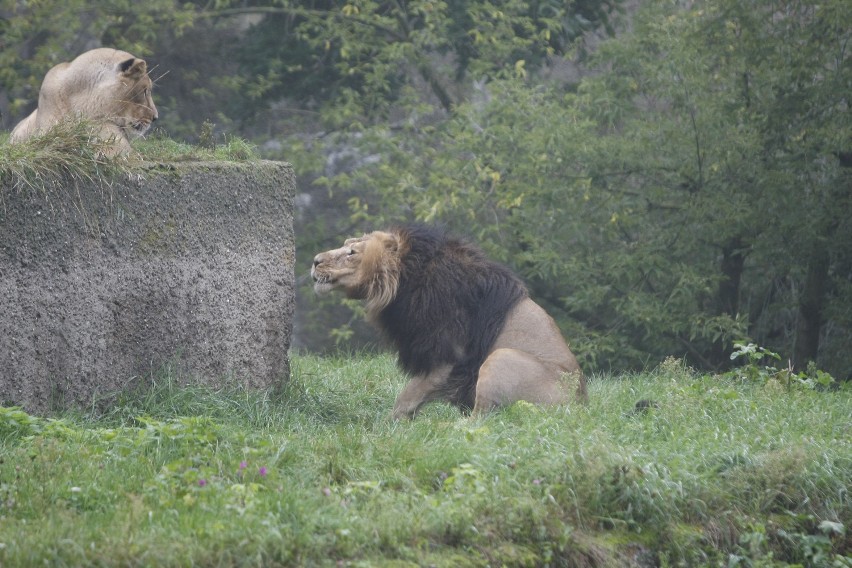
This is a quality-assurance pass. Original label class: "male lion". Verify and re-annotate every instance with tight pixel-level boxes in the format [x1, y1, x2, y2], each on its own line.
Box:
[10, 48, 158, 156]
[311, 224, 587, 419]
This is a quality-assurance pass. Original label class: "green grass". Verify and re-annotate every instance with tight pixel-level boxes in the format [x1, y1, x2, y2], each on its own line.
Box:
[0, 354, 849, 567]
[0, 121, 122, 195]
[1, 120, 258, 199]
[133, 126, 258, 162]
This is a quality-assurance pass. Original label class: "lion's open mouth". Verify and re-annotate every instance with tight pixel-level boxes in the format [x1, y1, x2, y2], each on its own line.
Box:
[312, 273, 335, 295]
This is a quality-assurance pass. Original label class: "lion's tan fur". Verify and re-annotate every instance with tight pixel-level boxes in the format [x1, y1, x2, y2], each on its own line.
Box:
[312, 226, 587, 419]
[353, 232, 402, 319]
[10, 48, 158, 156]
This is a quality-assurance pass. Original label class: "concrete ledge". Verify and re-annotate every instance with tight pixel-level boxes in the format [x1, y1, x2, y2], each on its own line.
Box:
[1, 160, 295, 413]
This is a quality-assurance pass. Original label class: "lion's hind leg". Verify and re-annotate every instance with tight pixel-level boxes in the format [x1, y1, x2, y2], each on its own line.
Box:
[473, 348, 570, 414]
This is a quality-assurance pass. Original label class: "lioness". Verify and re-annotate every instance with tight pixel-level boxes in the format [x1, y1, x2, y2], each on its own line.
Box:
[10, 48, 158, 156]
[311, 224, 587, 419]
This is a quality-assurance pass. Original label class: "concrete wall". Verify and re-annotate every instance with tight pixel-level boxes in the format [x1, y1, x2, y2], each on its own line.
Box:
[0, 160, 295, 413]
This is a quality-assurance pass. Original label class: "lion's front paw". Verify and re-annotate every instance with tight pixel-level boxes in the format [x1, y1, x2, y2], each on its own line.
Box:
[391, 408, 415, 421]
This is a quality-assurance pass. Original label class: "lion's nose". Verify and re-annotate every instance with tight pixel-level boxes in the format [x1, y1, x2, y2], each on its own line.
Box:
[312, 256, 321, 268]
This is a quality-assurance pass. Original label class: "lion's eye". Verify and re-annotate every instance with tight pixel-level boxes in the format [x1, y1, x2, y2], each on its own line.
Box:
[347, 249, 356, 256]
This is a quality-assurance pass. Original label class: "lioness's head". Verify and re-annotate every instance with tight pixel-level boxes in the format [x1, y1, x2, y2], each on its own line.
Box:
[312, 231, 402, 316]
[111, 55, 158, 137]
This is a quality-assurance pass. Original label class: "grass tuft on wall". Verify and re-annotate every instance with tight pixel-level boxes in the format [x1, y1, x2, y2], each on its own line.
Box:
[1, 119, 258, 198]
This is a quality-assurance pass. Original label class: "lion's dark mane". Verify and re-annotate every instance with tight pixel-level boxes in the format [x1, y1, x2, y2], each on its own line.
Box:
[377, 224, 527, 411]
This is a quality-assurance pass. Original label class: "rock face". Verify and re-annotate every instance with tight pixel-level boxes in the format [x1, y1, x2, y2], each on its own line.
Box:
[0, 160, 295, 413]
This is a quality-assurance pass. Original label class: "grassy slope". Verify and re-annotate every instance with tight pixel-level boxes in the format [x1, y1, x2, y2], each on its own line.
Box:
[0, 354, 849, 567]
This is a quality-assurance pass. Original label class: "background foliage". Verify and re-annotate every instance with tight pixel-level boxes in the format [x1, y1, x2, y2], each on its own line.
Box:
[1, 0, 850, 376]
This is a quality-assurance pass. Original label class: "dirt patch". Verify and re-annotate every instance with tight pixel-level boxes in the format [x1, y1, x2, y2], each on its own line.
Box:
[1, 160, 295, 413]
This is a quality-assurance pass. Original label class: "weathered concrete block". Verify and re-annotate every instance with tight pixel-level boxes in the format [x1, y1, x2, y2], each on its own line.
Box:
[0, 160, 295, 413]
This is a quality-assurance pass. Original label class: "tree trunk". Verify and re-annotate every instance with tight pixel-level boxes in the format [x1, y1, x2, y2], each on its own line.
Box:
[709, 237, 746, 367]
[793, 249, 829, 370]
[718, 237, 746, 315]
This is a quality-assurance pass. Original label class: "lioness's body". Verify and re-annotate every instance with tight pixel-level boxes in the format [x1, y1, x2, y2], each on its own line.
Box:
[311, 224, 586, 419]
[10, 48, 158, 156]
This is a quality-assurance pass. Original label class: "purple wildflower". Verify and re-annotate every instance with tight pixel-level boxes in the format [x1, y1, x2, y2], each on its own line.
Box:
[258, 466, 268, 477]
[198, 479, 207, 487]
[239, 461, 247, 470]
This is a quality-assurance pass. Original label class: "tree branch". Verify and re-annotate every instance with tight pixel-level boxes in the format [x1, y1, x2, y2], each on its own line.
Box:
[203, 5, 456, 112]
[202, 7, 408, 43]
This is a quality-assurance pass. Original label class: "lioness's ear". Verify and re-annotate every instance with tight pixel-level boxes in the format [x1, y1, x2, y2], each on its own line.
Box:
[119, 58, 147, 78]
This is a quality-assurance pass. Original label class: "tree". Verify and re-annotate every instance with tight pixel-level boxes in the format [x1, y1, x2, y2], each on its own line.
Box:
[316, 0, 851, 375]
[229, 0, 625, 351]
[7, 0, 845, 375]
[212, 0, 622, 125]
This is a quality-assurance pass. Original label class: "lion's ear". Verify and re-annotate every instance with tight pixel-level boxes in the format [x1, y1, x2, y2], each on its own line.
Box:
[118, 58, 147, 79]
[381, 232, 399, 252]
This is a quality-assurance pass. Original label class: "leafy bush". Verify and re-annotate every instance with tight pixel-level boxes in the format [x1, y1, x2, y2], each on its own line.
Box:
[726, 342, 836, 390]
